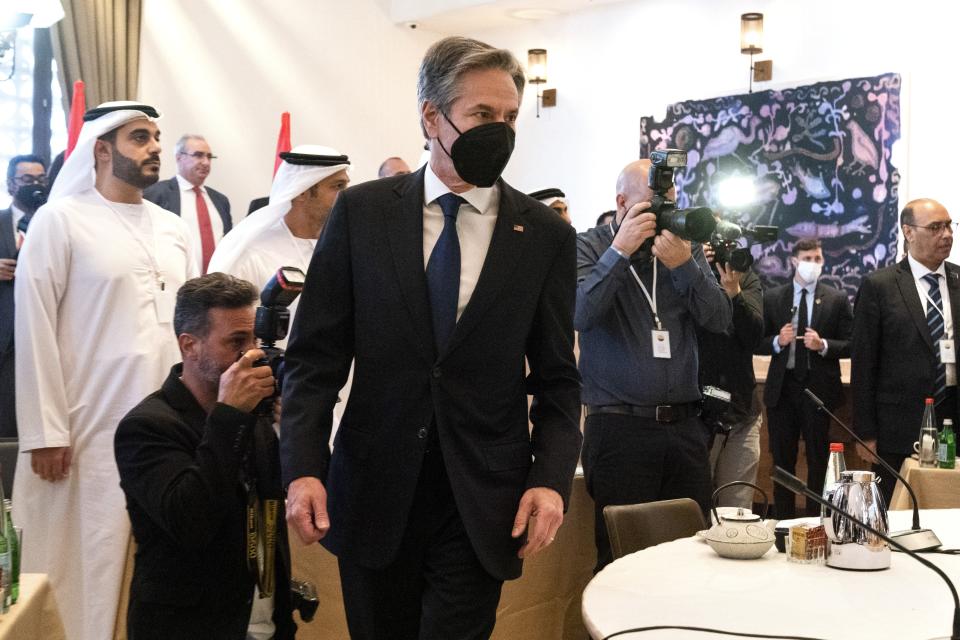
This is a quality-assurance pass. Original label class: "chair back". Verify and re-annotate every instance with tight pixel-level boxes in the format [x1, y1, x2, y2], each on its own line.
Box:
[603, 498, 706, 559]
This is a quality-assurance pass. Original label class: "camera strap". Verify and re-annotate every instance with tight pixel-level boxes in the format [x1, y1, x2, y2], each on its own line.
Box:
[245, 478, 279, 598]
[243, 425, 280, 599]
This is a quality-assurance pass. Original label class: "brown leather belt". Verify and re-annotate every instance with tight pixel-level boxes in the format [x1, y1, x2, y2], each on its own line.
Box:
[584, 403, 701, 424]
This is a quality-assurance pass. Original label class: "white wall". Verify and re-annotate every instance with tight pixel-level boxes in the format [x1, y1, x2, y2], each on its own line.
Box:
[468, 0, 960, 243]
[139, 0, 960, 255]
[138, 0, 438, 218]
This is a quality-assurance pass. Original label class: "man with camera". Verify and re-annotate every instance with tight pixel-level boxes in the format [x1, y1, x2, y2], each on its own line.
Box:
[699, 240, 764, 509]
[757, 238, 852, 518]
[115, 272, 296, 638]
[576, 157, 732, 571]
[0, 154, 48, 438]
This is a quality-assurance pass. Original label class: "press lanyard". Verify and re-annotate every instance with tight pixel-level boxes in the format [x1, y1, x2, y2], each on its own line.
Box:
[608, 223, 663, 329]
[629, 260, 661, 330]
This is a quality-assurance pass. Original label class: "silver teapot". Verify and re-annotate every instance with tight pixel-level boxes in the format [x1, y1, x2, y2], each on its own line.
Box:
[823, 470, 890, 571]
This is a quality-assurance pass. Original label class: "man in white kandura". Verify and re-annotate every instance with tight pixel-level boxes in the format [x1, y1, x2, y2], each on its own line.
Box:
[13, 101, 197, 640]
[208, 144, 350, 347]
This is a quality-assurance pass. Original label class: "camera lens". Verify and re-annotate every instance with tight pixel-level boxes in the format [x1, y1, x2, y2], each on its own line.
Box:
[729, 248, 755, 271]
[665, 206, 716, 243]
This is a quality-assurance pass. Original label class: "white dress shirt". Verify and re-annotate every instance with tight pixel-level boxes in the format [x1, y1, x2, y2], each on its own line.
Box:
[771, 279, 829, 364]
[422, 164, 499, 321]
[10, 203, 26, 244]
[176, 174, 225, 268]
[908, 253, 957, 386]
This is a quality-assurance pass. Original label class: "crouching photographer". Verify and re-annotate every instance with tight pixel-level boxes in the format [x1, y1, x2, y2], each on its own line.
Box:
[576, 155, 732, 572]
[698, 241, 765, 510]
[114, 273, 300, 639]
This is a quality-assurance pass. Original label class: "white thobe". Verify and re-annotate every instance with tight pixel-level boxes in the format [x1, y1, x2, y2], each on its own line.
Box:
[209, 217, 351, 443]
[12, 188, 197, 640]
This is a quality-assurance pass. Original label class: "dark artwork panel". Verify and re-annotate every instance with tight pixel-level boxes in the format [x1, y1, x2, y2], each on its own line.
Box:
[640, 72, 901, 299]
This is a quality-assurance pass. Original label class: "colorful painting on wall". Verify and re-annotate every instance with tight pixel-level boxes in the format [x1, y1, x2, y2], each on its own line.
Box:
[640, 72, 901, 299]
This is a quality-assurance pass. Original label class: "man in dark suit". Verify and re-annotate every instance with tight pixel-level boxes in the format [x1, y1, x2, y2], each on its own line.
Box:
[280, 36, 582, 639]
[143, 134, 231, 273]
[853, 198, 960, 505]
[1, 154, 48, 437]
[757, 238, 853, 518]
[115, 273, 295, 639]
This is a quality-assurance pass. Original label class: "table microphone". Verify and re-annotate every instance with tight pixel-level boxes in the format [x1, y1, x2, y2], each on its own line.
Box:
[803, 387, 942, 552]
[772, 466, 960, 640]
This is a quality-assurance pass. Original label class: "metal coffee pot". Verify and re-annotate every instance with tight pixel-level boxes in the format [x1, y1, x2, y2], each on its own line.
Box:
[822, 470, 890, 570]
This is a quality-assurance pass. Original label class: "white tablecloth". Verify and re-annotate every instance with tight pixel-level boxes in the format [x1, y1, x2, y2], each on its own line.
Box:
[582, 509, 960, 639]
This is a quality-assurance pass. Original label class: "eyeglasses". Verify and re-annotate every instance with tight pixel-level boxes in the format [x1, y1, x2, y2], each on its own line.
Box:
[179, 151, 217, 160]
[12, 174, 48, 186]
[905, 221, 959, 235]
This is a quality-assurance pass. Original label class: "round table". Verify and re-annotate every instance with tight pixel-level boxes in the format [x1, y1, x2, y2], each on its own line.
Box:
[582, 509, 960, 639]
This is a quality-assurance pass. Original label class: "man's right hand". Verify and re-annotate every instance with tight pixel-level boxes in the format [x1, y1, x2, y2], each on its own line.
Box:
[611, 202, 656, 256]
[0, 258, 16, 281]
[286, 476, 331, 544]
[217, 349, 275, 413]
[778, 322, 796, 347]
[31, 446, 72, 482]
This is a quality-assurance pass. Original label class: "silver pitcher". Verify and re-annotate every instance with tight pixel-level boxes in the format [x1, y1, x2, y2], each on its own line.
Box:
[822, 470, 891, 571]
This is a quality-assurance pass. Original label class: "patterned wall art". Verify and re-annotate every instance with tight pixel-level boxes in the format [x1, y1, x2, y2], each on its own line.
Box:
[640, 72, 901, 299]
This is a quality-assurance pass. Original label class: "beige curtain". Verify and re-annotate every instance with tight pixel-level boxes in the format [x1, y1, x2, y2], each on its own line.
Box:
[51, 0, 142, 111]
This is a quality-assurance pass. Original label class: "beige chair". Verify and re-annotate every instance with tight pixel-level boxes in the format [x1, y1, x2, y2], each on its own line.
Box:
[603, 498, 706, 560]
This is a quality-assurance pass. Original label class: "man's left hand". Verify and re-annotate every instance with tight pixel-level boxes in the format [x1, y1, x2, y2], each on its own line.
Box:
[512, 487, 563, 559]
[651, 230, 692, 269]
[0, 258, 15, 281]
[715, 262, 741, 298]
[803, 328, 824, 352]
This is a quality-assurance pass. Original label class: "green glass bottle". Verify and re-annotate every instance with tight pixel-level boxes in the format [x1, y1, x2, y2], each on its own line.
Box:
[3, 499, 17, 603]
[939, 419, 956, 470]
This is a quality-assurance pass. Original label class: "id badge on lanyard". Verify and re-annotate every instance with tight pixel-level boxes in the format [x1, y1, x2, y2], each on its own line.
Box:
[629, 260, 671, 359]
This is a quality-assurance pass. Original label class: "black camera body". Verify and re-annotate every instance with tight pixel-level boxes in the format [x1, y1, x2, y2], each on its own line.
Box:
[253, 267, 305, 416]
[700, 385, 734, 435]
[289, 579, 319, 622]
[647, 149, 717, 244]
[708, 221, 779, 272]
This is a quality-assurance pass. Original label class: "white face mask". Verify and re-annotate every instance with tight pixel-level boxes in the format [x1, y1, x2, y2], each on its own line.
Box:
[796, 260, 823, 285]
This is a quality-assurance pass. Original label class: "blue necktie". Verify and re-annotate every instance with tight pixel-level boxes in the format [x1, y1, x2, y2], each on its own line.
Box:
[427, 193, 465, 352]
[924, 273, 948, 405]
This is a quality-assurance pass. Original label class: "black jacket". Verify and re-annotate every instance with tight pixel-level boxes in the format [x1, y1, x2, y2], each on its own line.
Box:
[852, 258, 960, 453]
[115, 365, 295, 639]
[280, 167, 582, 581]
[698, 268, 764, 420]
[756, 280, 853, 410]
[143, 177, 233, 233]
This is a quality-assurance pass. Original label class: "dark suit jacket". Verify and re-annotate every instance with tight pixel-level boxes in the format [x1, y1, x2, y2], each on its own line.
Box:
[852, 258, 960, 454]
[115, 365, 295, 639]
[143, 177, 232, 233]
[280, 167, 582, 581]
[756, 280, 853, 410]
[0, 208, 15, 353]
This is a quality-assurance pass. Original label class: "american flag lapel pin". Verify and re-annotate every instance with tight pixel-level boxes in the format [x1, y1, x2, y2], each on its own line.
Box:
[513, 224, 524, 232]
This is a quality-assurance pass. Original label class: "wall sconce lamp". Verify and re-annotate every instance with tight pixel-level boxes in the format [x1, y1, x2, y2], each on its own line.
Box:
[527, 48, 556, 118]
[740, 13, 771, 93]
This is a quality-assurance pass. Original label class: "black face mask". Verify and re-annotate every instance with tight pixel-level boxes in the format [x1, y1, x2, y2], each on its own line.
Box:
[437, 112, 515, 188]
[15, 183, 48, 212]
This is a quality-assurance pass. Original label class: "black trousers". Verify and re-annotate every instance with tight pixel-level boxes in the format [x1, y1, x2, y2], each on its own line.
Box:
[0, 348, 15, 438]
[581, 412, 712, 572]
[766, 372, 830, 519]
[337, 448, 503, 640]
